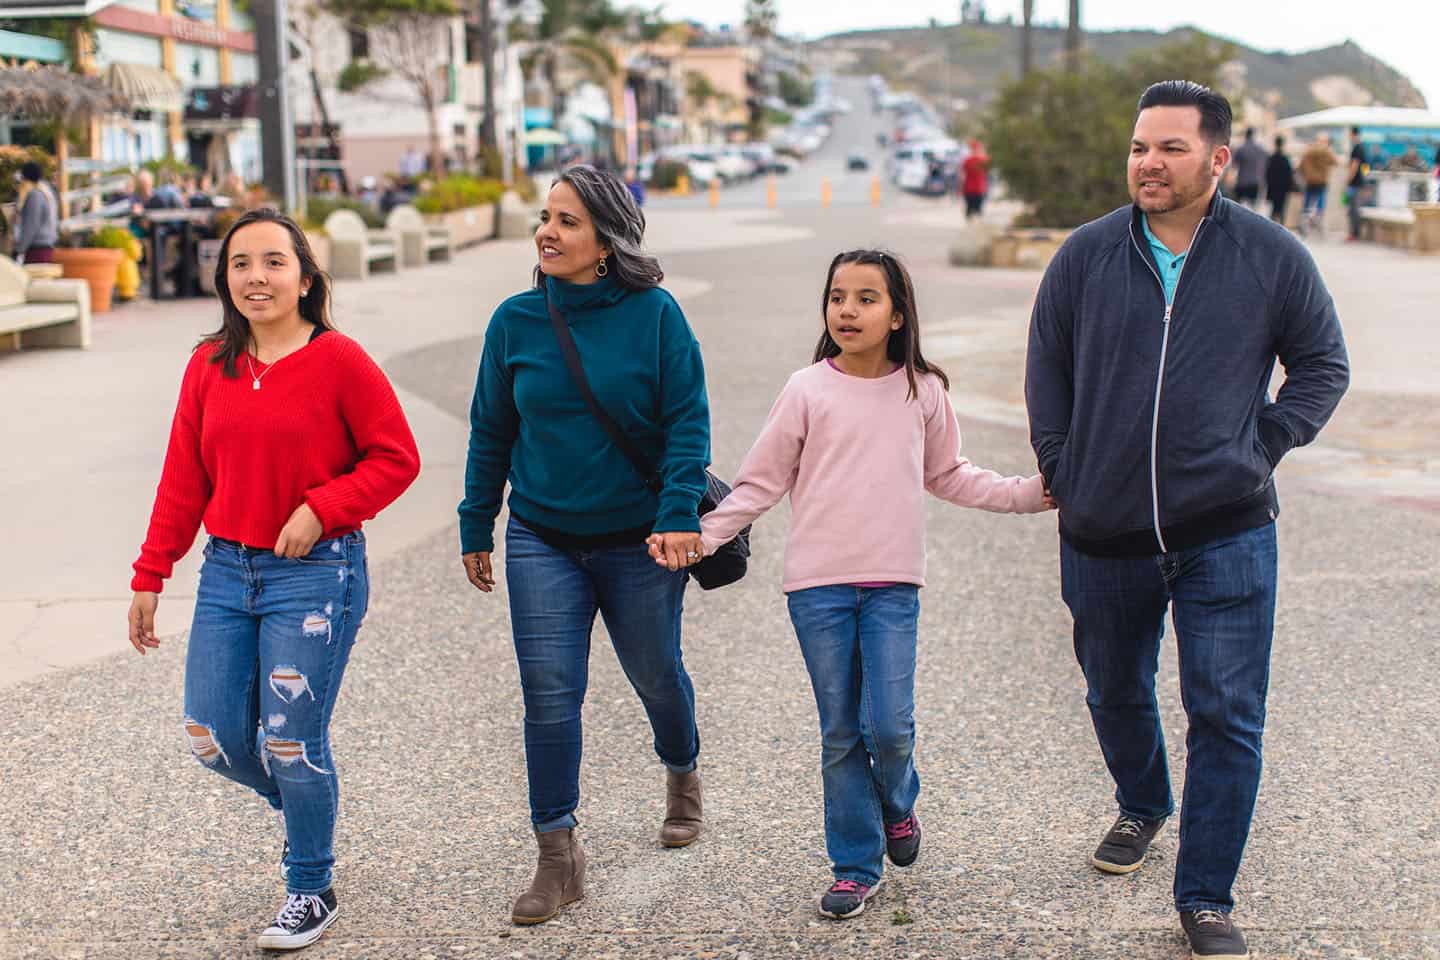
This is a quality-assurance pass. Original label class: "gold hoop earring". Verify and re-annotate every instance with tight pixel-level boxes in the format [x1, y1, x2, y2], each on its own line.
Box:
[595, 257, 608, 278]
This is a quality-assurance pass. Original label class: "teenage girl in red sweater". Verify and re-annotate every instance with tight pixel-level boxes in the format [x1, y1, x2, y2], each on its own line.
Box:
[128, 208, 420, 951]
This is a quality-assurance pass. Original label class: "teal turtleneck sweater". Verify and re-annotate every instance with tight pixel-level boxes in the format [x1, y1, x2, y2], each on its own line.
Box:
[459, 273, 711, 554]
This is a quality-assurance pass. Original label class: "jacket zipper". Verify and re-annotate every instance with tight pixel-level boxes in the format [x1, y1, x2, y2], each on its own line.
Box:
[1130, 216, 1207, 554]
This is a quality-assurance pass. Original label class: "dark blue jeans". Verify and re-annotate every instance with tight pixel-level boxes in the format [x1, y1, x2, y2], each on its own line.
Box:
[1061, 523, 1277, 913]
[183, 533, 368, 894]
[787, 584, 922, 887]
[505, 517, 698, 832]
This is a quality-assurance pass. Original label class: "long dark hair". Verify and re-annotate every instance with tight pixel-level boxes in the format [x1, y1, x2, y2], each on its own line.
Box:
[813, 249, 949, 401]
[205, 208, 334, 376]
[533, 163, 663, 291]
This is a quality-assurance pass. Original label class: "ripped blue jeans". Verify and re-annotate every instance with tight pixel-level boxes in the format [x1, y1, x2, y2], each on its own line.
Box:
[182, 533, 368, 894]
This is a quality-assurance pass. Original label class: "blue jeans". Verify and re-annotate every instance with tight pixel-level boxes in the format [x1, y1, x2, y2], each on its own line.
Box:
[787, 584, 921, 887]
[1303, 184, 1327, 214]
[1061, 523, 1277, 913]
[184, 533, 369, 895]
[505, 517, 697, 832]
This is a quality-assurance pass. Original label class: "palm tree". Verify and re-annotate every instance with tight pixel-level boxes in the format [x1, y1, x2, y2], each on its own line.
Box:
[1020, 0, 1033, 76]
[517, 0, 622, 126]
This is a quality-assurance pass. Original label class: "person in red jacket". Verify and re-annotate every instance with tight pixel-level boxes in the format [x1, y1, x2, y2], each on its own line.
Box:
[128, 208, 420, 952]
[961, 139, 990, 220]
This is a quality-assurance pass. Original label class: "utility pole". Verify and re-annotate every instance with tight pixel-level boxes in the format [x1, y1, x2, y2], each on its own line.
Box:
[253, 0, 296, 212]
[1065, 0, 1081, 70]
[477, 0, 497, 161]
[1020, 0, 1033, 76]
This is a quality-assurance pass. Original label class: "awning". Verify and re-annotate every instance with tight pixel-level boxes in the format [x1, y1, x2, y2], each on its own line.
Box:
[102, 62, 183, 113]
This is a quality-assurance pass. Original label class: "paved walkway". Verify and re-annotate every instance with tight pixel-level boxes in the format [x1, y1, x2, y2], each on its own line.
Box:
[2, 190, 1438, 957]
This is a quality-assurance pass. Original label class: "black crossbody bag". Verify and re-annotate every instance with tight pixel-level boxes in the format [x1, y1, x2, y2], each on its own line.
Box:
[543, 283, 750, 590]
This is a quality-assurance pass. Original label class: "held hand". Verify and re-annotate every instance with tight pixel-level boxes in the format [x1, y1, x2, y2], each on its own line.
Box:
[651, 531, 703, 572]
[463, 551, 496, 593]
[1042, 486, 1058, 511]
[273, 502, 324, 559]
[128, 591, 160, 655]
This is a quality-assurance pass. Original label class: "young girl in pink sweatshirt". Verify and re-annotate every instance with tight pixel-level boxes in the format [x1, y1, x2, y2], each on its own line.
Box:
[651, 249, 1052, 919]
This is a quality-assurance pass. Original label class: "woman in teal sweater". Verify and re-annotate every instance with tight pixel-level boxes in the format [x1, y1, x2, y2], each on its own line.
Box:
[458, 164, 711, 925]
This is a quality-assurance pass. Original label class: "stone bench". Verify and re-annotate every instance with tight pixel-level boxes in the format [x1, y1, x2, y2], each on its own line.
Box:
[385, 204, 453, 267]
[0, 255, 92, 351]
[1358, 207, 1416, 249]
[323, 209, 402, 281]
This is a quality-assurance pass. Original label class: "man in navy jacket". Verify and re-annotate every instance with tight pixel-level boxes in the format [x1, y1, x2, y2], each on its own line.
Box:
[1026, 81, 1349, 960]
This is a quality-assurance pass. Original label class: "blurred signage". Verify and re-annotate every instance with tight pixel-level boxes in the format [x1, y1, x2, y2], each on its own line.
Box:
[184, 85, 257, 121]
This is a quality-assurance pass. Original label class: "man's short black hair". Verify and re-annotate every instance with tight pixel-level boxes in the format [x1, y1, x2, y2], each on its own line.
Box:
[20, 161, 43, 183]
[1351, 126, 1361, 136]
[1244, 126, 1256, 140]
[1274, 135, 1286, 150]
[1136, 80, 1233, 146]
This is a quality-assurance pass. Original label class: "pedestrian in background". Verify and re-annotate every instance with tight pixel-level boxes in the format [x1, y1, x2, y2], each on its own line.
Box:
[1265, 134, 1295, 225]
[961, 138, 990, 219]
[13, 161, 57, 264]
[1026, 80, 1349, 960]
[1346, 126, 1368, 242]
[679, 249, 1051, 921]
[128, 208, 420, 951]
[459, 164, 711, 927]
[1229, 126, 1266, 209]
[1297, 134, 1338, 236]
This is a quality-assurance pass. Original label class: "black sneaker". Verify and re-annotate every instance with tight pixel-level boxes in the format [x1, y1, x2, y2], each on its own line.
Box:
[256, 888, 339, 950]
[885, 811, 922, 867]
[1091, 813, 1167, 874]
[1180, 909, 1249, 959]
[818, 878, 881, 920]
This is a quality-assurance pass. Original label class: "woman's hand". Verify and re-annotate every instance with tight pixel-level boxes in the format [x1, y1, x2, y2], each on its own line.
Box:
[274, 502, 324, 559]
[128, 591, 160, 655]
[463, 552, 496, 593]
[646, 532, 704, 571]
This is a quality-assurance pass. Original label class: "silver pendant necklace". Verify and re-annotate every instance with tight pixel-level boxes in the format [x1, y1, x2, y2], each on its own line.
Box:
[245, 352, 277, 390]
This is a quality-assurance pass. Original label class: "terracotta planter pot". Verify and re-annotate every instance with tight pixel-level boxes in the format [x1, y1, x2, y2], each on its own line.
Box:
[53, 247, 124, 312]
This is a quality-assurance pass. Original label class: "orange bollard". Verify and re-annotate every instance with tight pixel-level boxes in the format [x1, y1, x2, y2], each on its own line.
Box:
[766, 175, 777, 209]
[870, 175, 882, 207]
[708, 179, 720, 208]
[821, 177, 832, 208]
[676, 173, 690, 196]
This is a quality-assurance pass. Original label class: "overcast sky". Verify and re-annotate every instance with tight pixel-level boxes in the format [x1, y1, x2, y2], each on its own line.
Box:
[657, 0, 1440, 112]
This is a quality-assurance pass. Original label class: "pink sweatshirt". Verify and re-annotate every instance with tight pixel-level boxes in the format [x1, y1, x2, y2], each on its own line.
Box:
[700, 361, 1047, 592]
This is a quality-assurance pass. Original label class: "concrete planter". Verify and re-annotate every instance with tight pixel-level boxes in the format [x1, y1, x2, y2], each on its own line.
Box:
[422, 204, 495, 248]
[1412, 203, 1440, 254]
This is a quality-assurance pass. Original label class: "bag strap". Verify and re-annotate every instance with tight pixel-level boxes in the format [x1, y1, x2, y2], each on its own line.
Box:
[543, 281, 663, 494]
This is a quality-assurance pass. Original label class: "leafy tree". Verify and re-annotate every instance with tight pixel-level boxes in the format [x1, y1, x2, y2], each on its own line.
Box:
[777, 69, 812, 108]
[321, 0, 459, 176]
[986, 35, 1233, 227]
[513, 0, 621, 124]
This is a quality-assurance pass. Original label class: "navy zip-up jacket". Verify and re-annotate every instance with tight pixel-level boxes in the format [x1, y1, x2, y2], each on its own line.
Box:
[1025, 192, 1349, 556]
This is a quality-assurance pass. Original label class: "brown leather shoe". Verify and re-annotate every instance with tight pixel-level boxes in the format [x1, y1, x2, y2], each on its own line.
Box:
[511, 827, 585, 925]
[659, 768, 703, 848]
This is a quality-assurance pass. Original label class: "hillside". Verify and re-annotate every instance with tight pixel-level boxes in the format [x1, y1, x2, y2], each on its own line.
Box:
[814, 22, 1427, 122]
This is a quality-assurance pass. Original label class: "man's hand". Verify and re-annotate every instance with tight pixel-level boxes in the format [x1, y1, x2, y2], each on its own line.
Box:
[463, 552, 496, 592]
[646, 532, 703, 571]
[274, 502, 324, 559]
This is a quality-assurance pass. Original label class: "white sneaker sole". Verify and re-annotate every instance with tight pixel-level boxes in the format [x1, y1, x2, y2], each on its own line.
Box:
[817, 878, 882, 920]
[256, 906, 338, 951]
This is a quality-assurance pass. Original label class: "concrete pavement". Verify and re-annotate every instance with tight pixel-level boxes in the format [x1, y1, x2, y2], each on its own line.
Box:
[3, 112, 1439, 958]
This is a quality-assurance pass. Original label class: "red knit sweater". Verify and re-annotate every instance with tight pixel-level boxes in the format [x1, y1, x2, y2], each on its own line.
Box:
[132, 332, 421, 593]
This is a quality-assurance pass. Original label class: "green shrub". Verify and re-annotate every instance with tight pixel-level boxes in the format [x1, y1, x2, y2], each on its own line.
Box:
[510, 173, 539, 203]
[0, 146, 56, 203]
[305, 195, 385, 229]
[412, 175, 504, 214]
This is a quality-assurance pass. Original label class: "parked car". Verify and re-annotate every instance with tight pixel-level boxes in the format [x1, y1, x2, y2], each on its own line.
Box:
[847, 153, 870, 172]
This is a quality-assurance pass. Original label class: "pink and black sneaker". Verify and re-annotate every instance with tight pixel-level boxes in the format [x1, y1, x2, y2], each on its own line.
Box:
[818, 878, 882, 919]
[885, 811, 922, 867]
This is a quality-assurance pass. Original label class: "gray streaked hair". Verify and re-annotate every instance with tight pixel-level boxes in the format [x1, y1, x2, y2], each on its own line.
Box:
[534, 163, 663, 291]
